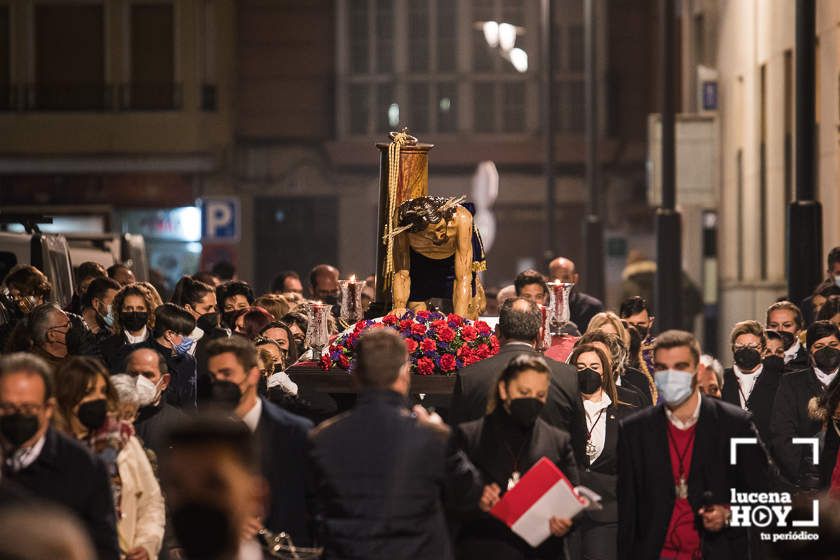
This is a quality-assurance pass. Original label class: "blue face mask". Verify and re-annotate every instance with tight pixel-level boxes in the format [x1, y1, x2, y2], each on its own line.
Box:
[654, 369, 695, 406]
[102, 304, 115, 328]
[173, 336, 194, 356]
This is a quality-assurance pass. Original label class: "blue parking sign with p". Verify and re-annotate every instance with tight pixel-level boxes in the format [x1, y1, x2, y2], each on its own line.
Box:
[202, 197, 240, 242]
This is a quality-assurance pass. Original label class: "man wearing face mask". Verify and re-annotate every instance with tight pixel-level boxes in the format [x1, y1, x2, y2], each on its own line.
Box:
[0, 353, 119, 560]
[618, 330, 770, 560]
[160, 414, 267, 560]
[127, 348, 185, 458]
[205, 335, 313, 545]
[720, 321, 782, 444]
[24, 303, 72, 369]
[308, 264, 340, 304]
[80, 277, 121, 337]
[771, 320, 840, 490]
[143, 304, 197, 410]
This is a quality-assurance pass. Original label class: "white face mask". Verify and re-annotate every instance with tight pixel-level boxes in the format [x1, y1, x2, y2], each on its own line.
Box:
[834, 275, 840, 289]
[654, 369, 695, 406]
[136, 375, 162, 407]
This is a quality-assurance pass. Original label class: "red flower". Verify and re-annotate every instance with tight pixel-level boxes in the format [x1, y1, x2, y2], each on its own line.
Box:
[430, 320, 447, 330]
[421, 338, 437, 353]
[399, 319, 414, 331]
[405, 338, 418, 353]
[447, 313, 464, 326]
[476, 344, 491, 359]
[417, 357, 435, 375]
[490, 336, 500, 353]
[475, 321, 492, 335]
[338, 355, 351, 369]
[460, 325, 478, 342]
[439, 353, 457, 372]
[411, 323, 427, 336]
[319, 355, 332, 370]
[382, 315, 398, 326]
[437, 326, 456, 343]
[416, 310, 431, 320]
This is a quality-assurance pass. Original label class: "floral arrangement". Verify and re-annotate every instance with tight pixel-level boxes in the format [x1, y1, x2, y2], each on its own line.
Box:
[319, 310, 499, 375]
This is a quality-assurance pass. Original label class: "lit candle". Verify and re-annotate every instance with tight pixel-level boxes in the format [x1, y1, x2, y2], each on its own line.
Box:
[548, 281, 574, 332]
[339, 274, 366, 323]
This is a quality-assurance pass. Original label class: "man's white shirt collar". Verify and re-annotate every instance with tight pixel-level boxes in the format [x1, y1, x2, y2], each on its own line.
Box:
[6, 432, 46, 472]
[125, 326, 148, 344]
[814, 367, 838, 387]
[240, 399, 262, 433]
[665, 390, 701, 430]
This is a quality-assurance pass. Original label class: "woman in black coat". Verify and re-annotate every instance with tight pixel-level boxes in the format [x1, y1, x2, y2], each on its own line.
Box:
[453, 354, 579, 560]
[569, 343, 638, 560]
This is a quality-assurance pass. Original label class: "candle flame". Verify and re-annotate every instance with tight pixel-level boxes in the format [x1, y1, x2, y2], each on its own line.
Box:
[349, 274, 356, 282]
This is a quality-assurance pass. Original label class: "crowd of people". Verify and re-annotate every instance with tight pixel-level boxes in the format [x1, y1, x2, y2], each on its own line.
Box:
[0, 249, 839, 560]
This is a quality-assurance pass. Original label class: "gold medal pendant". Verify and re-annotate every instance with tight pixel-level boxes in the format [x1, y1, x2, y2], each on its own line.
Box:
[507, 471, 520, 491]
[675, 476, 688, 499]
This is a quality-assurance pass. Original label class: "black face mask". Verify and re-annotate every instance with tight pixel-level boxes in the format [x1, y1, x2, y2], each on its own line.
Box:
[734, 347, 762, 371]
[172, 502, 239, 560]
[0, 412, 40, 449]
[763, 355, 785, 372]
[121, 311, 148, 332]
[635, 325, 650, 338]
[77, 399, 107, 432]
[221, 310, 239, 330]
[210, 380, 242, 411]
[578, 368, 603, 394]
[813, 347, 840, 372]
[196, 312, 220, 333]
[507, 397, 544, 429]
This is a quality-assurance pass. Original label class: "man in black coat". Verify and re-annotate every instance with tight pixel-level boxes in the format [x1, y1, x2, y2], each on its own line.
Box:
[720, 321, 782, 444]
[142, 304, 197, 410]
[0, 353, 119, 560]
[450, 298, 584, 452]
[206, 335, 314, 544]
[771, 320, 840, 489]
[549, 256, 605, 332]
[618, 330, 770, 560]
[126, 347, 185, 458]
[308, 328, 482, 560]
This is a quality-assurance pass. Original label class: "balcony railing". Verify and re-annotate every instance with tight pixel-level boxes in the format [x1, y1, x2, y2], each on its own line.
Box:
[0, 83, 190, 112]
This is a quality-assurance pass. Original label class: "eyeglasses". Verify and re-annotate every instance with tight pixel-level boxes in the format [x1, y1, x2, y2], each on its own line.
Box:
[0, 403, 46, 416]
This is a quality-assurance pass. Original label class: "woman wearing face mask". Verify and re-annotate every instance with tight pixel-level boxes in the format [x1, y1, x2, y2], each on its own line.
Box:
[54, 357, 165, 560]
[146, 303, 197, 410]
[171, 276, 218, 352]
[569, 343, 636, 560]
[453, 355, 579, 560]
[100, 285, 156, 374]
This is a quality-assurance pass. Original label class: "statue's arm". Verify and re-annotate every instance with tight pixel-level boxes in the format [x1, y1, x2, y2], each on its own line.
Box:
[392, 233, 411, 313]
[453, 211, 474, 317]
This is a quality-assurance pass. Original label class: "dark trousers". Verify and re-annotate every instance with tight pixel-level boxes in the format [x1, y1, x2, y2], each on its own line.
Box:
[579, 519, 617, 560]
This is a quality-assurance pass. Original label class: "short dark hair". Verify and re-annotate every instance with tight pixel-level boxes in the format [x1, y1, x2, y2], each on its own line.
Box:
[817, 297, 840, 322]
[210, 260, 236, 281]
[107, 263, 132, 278]
[162, 413, 259, 473]
[653, 330, 701, 367]
[514, 269, 547, 297]
[271, 271, 300, 293]
[498, 298, 541, 342]
[281, 311, 309, 333]
[0, 352, 54, 401]
[619, 296, 651, 318]
[397, 196, 458, 233]
[75, 261, 106, 287]
[216, 281, 254, 308]
[205, 335, 259, 372]
[806, 320, 840, 350]
[171, 276, 213, 308]
[192, 271, 219, 286]
[153, 303, 196, 338]
[488, 354, 550, 413]
[765, 329, 795, 350]
[766, 301, 803, 331]
[81, 277, 121, 309]
[828, 247, 840, 269]
[354, 328, 408, 388]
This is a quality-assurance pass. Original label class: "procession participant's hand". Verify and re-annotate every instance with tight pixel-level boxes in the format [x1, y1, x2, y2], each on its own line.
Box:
[241, 516, 263, 540]
[549, 516, 573, 537]
[389, 308, 408, 318]
[125, 547, 150, 560]
[698, 505, 729, 532]
[479, 483, 501, 512]
[412, 405, 443, 426]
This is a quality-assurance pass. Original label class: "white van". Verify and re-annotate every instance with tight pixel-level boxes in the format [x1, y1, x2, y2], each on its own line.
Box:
[0, 231, 75, 307]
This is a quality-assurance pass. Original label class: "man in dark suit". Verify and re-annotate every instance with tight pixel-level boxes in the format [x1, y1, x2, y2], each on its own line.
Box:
[618, 330, 770, 560]
[771, 320, 840, 489]
[0, 352, 119, 560]
[205, 335, 314, 544]
[720, 320, 782, 444]
[307, 328, 481, 560]
[125, 347, 185, 458]
[549, 256, 604, 333]
[450, 298, 584, 446]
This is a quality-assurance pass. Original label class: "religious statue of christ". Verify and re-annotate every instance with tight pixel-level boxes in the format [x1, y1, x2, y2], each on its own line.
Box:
[388, 195, 486, 319]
